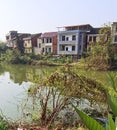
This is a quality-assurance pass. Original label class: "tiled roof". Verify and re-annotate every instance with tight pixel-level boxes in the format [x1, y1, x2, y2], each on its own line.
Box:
[41, 32, 57, 38]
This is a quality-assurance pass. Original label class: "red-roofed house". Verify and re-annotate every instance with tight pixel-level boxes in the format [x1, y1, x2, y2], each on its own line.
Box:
[37, 32, 57, 55]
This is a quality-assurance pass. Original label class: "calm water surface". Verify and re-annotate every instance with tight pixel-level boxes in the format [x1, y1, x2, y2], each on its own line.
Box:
[0, 64, 56, 120]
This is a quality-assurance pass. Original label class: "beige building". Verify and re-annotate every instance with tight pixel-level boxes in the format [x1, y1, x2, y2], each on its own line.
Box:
[23, 37, 32, 54]
[36, 32, 57, 55]
[34, 38, 45, 55]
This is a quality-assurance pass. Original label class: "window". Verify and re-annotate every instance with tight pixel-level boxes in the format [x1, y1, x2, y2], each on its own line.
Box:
[66, 37, 69, 41]
[93, 36, 96, 42]
[47, 39, 49, 43]
[50, 38, 52, 43]
[89, 36, 92, 42]
[39, 43, 41, 48]
[62, 36, 65, 41]
[116, 27, 117, 32]
[114, 35, 117, 42]
[72, 35, 76, 40]
[49, 48, 51, 52]
[66, 47, 68, 51]
[72, 46, 75, 51]
[61, 45, 65, 51]
[24, 43, 27, 47]
[42, 39, 44, 43]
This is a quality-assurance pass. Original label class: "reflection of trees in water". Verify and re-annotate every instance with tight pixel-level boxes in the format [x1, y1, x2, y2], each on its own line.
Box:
[0, 64, 56, 84]
[0, 64, 5, 75]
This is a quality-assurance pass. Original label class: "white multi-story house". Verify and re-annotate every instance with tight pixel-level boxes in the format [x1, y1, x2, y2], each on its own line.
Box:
[57, 24, 92, 57]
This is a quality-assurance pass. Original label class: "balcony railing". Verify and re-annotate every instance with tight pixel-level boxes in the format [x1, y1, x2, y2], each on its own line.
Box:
[59, 50, 77, 55]
[58, 40, 76, 45]
[45, 43, 52, 46]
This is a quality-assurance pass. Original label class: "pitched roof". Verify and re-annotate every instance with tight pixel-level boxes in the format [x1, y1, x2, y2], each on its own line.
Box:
[41, 32, 57, 38]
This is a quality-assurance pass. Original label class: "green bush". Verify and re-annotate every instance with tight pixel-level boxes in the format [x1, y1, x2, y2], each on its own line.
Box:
[0, 116, 8, 130]
[19, 55, 31, 64]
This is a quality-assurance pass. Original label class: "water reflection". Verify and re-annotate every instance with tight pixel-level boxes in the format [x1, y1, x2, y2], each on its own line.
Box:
[0, 64, 56, 84]
[0, 64, 56, 120]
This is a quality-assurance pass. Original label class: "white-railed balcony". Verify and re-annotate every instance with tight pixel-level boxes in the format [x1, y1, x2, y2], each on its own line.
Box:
[45, 42, 52, 46]
[58, 40, 76, 45]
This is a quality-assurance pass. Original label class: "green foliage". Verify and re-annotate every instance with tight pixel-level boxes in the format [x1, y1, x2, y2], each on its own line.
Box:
[106, 114, 116, 130]
[72, 104, 117, 130]
[18, 55, 31, 64]
[0, 42, 6, 51]
[72, 104, 105, 130]
[107, 94, 117, 117]
[107, 72, 117, 91]
[72, 72, 117, 130]
[0, 115, 8, 130]
[44, 65, 107, 104]
[84, 24, 117, 70]
[106, 73, 117, 117]
[3, 49, 16, 63]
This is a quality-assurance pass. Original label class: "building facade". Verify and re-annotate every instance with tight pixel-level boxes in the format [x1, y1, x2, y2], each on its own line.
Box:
[6, 31, 31, 53]
[36, 32, 57, 55]
[23, 33, 41, 54]
[57, 24, 91, 57]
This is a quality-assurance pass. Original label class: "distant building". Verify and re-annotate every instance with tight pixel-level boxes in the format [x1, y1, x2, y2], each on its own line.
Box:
[6, 31, 18, 48]
[57, 24, 92, 57]
[23, 33, 41, 54]
[36, 32, 57, 55]
[6, 22, 117, 57]
[87, 28, 102, 51]
[6, 31, 31, 53]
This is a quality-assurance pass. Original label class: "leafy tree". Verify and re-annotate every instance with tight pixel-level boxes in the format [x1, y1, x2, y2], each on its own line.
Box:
[24, 65, 108, 128]
[86, 24, 117, 70]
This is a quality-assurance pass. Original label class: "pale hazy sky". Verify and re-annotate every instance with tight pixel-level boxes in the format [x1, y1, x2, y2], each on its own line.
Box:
[0, 0, 117, 41]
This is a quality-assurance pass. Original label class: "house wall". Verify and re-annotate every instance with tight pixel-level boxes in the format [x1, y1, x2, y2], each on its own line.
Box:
[23, 38, 32, 53]
[52, 36, 57, 54]
[34, 38, 45, 55]
[36, 36, 57, 55]
[32, 34, 41, 47]
[57, 30, 84, 55]
[6, 31, 18, 48]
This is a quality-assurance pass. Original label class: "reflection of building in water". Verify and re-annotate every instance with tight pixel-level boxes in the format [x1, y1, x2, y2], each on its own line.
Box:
[26, 69, 34, 81]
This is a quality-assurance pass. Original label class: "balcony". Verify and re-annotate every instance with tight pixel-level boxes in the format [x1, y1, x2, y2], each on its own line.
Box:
[45, 42, 52, 46]
[59, 50, 77, 55]
[58, 40, 76, 45]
